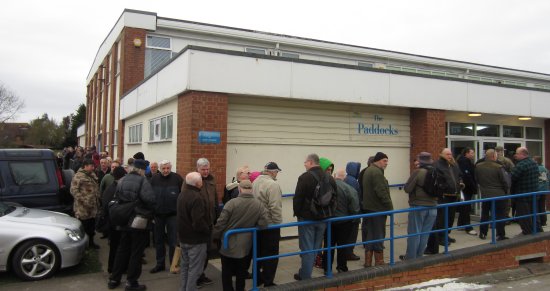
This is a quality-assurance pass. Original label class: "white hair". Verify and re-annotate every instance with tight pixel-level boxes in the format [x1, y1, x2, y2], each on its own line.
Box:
[196, 158, 210, 168]
[159, 160, 171, 167]
[185, 172, 202, 186]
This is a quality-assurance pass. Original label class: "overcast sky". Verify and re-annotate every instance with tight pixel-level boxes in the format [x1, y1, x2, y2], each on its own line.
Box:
[1, 0, 549, 123]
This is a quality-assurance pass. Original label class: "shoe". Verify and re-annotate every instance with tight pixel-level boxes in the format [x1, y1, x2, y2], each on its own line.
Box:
[399, 255, 406, 261]
[125, 283, 146, 291]
[347, 253, 361, 261]
[497, 236, 509, 241]
[108, 280, 120, 289]
[448, 237, 456, 243]
[479, 233, 487, 240]
[264, 283, 277, 287]
[197, 276, 213, 286]
[336, 266, 348, 273]
[424, 250, 437, 255]
[149, 265, 165, 273]
[466, 230, 478, 236]
[294, 273, 302, 281]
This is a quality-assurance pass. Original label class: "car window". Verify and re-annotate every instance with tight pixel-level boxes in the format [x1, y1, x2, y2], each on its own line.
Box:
[9, 162, 49, 186]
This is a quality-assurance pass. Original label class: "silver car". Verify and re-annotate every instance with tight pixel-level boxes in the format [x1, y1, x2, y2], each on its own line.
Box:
[0, 201, 88, 281]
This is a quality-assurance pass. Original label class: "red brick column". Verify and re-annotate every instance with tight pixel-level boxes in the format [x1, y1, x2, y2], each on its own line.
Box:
[121, 27, 146, 94]
[176, 91, 228, 201]
[410, 108, 446, 171]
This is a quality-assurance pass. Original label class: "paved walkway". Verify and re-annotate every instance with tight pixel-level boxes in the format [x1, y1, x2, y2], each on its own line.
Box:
[1, 222, 530, 291]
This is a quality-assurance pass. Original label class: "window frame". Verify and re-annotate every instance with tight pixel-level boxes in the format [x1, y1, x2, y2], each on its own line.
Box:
[128, 123, 143, 144]
[148, 114, 173, 143]
[9, 161, 49, 186]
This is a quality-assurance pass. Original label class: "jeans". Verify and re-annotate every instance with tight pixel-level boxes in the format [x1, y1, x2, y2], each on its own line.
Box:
[179, 243, 207, 291]
[406, 206, 437, 259]
[298, 218, 326, 279]
[154, 215, 177, 267]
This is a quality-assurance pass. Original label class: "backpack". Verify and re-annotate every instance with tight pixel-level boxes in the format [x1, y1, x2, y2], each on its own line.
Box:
[309, 171, 337, 219]
[421, 165, 446, 198]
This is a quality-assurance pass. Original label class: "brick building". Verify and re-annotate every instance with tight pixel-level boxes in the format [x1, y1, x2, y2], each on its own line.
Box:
[85, 9, 550, 227]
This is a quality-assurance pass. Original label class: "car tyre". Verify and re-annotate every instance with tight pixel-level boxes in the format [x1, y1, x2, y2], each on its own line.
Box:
[11, 239, 61, 281]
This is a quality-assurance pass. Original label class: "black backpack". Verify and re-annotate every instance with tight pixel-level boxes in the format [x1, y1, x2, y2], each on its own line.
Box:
[421, 165, 446, 198]
[309, 171, 337, 219]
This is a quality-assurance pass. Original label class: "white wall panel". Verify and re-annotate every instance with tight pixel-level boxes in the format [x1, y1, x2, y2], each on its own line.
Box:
[120, 90, 138, 119]
[531, 91, 550, 118]
[156, 54, 190, 103]
[467, 84, 530, 116]
[389, 74, 467, 110]
[188, 51, 292, 97]
[291, 63, 391, 105]
[136, 75, 158, 112]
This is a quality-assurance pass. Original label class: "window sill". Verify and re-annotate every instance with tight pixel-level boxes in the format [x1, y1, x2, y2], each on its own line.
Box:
[147, 139, 172, 144]
[127, 142, 142, 145]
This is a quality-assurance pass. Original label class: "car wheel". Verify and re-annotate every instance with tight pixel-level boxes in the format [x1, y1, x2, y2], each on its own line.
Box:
[11, 239, 61, 281]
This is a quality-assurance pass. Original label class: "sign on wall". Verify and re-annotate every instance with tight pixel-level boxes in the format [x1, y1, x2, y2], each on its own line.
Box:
[198, 131, 221, 144]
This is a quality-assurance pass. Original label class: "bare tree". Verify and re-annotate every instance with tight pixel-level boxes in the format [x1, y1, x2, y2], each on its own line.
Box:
[0, 83, 25, 123]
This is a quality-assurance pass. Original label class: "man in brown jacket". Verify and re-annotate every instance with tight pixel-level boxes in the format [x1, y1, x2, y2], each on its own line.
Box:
[476, 149, 510, 240]
[196, 158, 218, 287]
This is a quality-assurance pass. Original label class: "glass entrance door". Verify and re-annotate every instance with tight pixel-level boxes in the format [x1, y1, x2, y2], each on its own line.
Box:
[450, 140, 477, 160]
[479, 140, 498, 161]
[503, 141, 523, 160]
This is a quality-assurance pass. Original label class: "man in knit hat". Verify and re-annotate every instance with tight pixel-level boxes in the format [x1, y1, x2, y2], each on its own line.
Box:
[362, 152, 392, 267]
[401, 152, 438, 260]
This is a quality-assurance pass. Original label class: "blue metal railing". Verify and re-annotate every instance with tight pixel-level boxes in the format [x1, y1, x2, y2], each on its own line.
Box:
[223, 190, 550, 291]
[281, 183, 405, 198]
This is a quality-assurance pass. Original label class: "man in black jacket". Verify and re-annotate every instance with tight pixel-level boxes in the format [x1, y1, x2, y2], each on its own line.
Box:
[150, 160, 184, 273]
[293, 153, 337, 281]
[108, 159, 156, 291]
[456, 147, 478, 236]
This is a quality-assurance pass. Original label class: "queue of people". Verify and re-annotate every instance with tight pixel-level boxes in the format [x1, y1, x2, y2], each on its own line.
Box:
[66, 145, 548, 291]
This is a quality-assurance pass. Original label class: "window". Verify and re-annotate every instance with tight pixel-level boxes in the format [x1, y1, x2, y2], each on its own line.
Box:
[527, 141, 543, 157]
[9, 162, 48, 186]
[128, 124, 142, 143]
[449, 122, 474, 136]
[145, 35, 172, 78]
[245, 47, 266, 55]
[149, 115, 173, 142]
[280, 52, 299, 59]
[358, 61, 373, 68]
[476, 124, 499, 137]
[503, 126, 523, 138]
[526, 127, 542, 139]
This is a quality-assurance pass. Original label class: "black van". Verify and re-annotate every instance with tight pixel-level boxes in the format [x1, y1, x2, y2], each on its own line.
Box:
[0, 149, 74, 214]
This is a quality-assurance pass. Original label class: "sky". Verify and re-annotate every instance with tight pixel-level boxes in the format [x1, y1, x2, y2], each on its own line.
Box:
[1, 0, 549, 123]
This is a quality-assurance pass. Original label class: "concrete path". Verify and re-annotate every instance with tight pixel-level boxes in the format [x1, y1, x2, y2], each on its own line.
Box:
[0, 222, 530, 291]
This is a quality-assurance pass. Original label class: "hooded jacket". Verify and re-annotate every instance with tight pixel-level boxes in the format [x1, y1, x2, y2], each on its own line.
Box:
[344, 162, 362, 209]
[319, 157, 334, 172]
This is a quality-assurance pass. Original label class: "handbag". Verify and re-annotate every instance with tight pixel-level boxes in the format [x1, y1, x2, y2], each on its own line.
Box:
[108, 199, 137, 227]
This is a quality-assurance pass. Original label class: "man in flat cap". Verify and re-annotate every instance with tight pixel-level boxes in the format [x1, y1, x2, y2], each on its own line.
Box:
[252, 162, 283, 286]
[362, 152, 392, 267]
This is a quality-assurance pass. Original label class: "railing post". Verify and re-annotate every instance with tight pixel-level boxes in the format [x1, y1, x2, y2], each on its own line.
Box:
[326, 221, 333, 278]
[490, 200, 496, 244]
[390, 213, 395, 265]
[533, 192, 538, 234]
[252, 228, 258, 291]
[444, 205, 449, 254]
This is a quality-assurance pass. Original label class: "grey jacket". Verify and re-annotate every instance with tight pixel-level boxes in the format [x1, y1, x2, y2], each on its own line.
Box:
[212, 192, 268, 258]
[252, 174, 283, 224]
[334, 180, 360, 218]
[475, 160, 509, 198]
[404, 167, 438, 207]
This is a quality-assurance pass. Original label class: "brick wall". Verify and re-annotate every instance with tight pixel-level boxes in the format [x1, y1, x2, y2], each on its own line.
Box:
[176, 91, 228, 201]
[121, 27, 146, 94]
[322, 239, 550, 290]
[410, 108, 446, 170]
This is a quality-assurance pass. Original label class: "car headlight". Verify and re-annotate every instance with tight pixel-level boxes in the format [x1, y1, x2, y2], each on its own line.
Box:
[65, 229, 83, 241]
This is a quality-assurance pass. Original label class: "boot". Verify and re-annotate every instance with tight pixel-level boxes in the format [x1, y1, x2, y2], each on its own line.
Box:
[374, 250, 384, 266]
[363, 250, 373, 268]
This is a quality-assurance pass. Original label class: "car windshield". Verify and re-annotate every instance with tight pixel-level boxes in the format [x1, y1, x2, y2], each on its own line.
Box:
[0, 202, 16, 217]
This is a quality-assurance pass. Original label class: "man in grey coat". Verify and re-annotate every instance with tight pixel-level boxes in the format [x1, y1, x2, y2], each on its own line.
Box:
[213, 180, 268, 291]
[476, 149, 510, 240]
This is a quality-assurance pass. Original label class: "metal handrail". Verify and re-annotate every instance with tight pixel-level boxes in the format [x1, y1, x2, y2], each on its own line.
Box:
[281, 183, 405, 198]
[222, 190, 550, 291]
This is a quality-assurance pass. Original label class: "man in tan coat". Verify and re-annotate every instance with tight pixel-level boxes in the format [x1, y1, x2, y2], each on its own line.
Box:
[70, 159, 100, 249]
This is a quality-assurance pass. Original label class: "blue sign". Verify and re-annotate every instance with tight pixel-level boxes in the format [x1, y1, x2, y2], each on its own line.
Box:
[198, 131, 221, 144]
